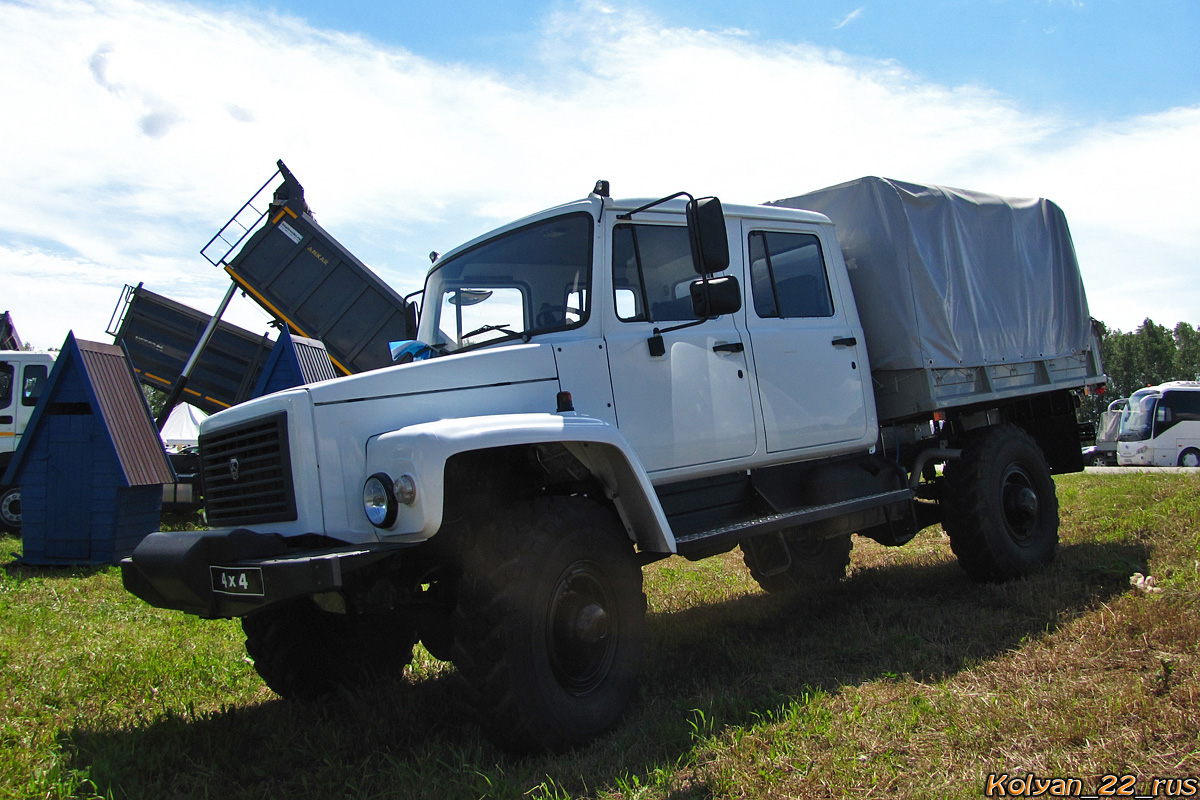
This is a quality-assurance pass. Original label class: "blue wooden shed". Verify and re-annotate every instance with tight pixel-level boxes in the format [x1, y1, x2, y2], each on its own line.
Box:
[2, 333, 175, 565]
[251, 330, 338, 398]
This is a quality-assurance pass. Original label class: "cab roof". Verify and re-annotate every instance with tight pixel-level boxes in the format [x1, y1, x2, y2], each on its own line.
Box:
[430, 193, 832, 269]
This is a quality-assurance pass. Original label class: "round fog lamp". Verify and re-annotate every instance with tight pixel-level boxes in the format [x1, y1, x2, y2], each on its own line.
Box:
[363, 473, 398, 528]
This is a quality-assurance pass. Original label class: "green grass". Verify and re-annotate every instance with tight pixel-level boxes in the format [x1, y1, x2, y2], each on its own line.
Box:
[2, 472, 1198, 798]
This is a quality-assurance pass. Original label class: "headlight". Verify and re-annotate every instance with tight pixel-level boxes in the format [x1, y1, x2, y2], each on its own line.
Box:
[363, 473, 398, 528]
[363, 472, 417, 528]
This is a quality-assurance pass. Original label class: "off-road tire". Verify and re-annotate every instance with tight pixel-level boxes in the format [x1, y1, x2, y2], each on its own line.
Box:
[1178, 448, 1200, 468]
[0, 486, 20, 536]
[741, 532, 852, 594]
[451, 496, 646, 754]
[943, 424, 1059, 582]
[242, 598, 416, 700]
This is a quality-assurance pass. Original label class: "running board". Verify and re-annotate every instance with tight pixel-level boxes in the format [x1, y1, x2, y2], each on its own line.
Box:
[672, 488, 913, 559]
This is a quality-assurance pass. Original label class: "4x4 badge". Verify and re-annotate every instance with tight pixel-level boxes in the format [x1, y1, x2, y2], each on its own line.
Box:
[229, 457, 240, 481]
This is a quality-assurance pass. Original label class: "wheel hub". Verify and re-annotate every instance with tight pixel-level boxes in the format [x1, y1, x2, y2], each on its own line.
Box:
[573, 603, 610, 643]
[1011, 486, 1039, 520]
[547, 564, 618, 696]
[1001, 467, 1039, 543]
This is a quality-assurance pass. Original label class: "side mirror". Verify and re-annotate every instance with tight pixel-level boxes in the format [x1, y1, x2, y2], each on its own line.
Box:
[686, 197, 729, 275]
[691, 275, 742, 318]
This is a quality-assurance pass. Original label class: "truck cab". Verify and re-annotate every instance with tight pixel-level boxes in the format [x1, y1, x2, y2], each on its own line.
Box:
[411, 191, 875, 480]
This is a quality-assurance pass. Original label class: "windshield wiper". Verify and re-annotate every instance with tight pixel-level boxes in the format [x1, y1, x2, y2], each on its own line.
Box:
[461, 323, 511, 340]
[453, 326, 532, 355]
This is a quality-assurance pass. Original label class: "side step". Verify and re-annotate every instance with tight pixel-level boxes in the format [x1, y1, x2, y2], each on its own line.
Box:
[672, 488, 913, 559]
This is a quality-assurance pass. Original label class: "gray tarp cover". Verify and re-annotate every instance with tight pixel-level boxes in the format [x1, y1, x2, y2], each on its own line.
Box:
[769, 177, 1093, 373]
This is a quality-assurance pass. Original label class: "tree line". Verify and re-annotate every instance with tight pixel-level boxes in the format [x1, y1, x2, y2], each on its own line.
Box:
[1098, 319, 1200, 399]
[1078, 319, 1200, 433]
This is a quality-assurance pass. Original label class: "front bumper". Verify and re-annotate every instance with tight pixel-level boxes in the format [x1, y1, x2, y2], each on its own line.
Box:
[1117, 444, 1152, 466]
[121, 528, 410, 618]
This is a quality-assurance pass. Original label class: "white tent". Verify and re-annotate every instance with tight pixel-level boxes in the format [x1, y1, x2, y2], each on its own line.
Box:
[159, 402, 208, 448]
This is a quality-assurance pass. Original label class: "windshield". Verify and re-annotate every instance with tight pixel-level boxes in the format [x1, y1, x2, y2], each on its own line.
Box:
[417, 212, 593, 354]
[1118, 389, 1159, 442]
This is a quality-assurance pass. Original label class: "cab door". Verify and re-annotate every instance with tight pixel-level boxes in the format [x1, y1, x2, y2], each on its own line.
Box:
[604, 221, 757, 473]
[0, 361, 15, 455]
[740, 222, 872, 454]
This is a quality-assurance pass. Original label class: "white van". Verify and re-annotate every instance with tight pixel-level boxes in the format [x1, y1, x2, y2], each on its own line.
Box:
[1117, 381, 1200, 467]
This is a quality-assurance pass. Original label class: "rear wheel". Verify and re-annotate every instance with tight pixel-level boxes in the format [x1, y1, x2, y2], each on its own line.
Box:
[0, 486, 20, 536]
[741, 532, 852, 594]
[1178, 448, 1200, 468]
[943, 424, 1059, 582]
[452, 496, 646, 754]
[242, 598, 417, 700]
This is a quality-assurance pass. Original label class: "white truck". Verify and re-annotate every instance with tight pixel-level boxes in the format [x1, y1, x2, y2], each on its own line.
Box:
[122, 176, 1104, 753]
[0, 350, 55, 532]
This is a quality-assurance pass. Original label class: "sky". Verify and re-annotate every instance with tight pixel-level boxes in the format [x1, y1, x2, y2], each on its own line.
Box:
[2, 0, 1198, 351]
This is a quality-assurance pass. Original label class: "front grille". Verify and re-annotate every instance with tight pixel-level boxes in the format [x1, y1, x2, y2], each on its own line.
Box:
[200, 412, 298, 526]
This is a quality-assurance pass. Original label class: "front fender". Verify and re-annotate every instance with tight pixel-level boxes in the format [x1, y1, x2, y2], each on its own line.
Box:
[364, 413, 675, 553]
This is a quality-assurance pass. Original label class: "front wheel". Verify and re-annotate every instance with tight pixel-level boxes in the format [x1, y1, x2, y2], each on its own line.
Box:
[943, 424, 1059, 582]
[0, 486, 20, 536]
[452, 496, 646, 754]
[1178, 448, 1200, 468]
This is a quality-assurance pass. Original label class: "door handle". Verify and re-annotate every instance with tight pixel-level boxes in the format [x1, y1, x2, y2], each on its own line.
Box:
[831, 337, 857, 347]
[0, 416, 11, 424]
[712, 342, 744, 354]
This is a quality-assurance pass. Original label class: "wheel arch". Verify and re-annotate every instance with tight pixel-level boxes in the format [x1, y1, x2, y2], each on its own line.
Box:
[365, 413, 675, 554]
[1178, 447, 1200, 468]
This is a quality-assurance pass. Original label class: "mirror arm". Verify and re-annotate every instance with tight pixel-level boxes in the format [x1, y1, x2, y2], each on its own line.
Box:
[403, 288, 425, 326]
[616, 191, 695, 220]
[645, 273, 714, 356]
[652, 317, 708, 337]
[655, 270, 715, 336]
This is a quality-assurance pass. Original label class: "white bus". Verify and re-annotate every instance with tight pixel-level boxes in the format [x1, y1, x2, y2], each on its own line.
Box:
[0, 350, 55, 531]
[1117, 381, 1200, 467]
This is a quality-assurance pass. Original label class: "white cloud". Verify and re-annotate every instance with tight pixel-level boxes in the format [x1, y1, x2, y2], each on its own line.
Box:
[834, 7, 865, 29]
[0, 0, 1196, 349]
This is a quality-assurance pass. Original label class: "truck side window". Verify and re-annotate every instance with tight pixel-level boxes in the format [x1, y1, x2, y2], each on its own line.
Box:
[748, 231, 834, 319]
[613, 224, 705, 323]
[22, 364, 47, 407]
[0, 363, 12, 409]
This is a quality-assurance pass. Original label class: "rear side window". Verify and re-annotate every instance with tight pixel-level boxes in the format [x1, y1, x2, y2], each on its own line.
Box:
[748, 231, 834, 319]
